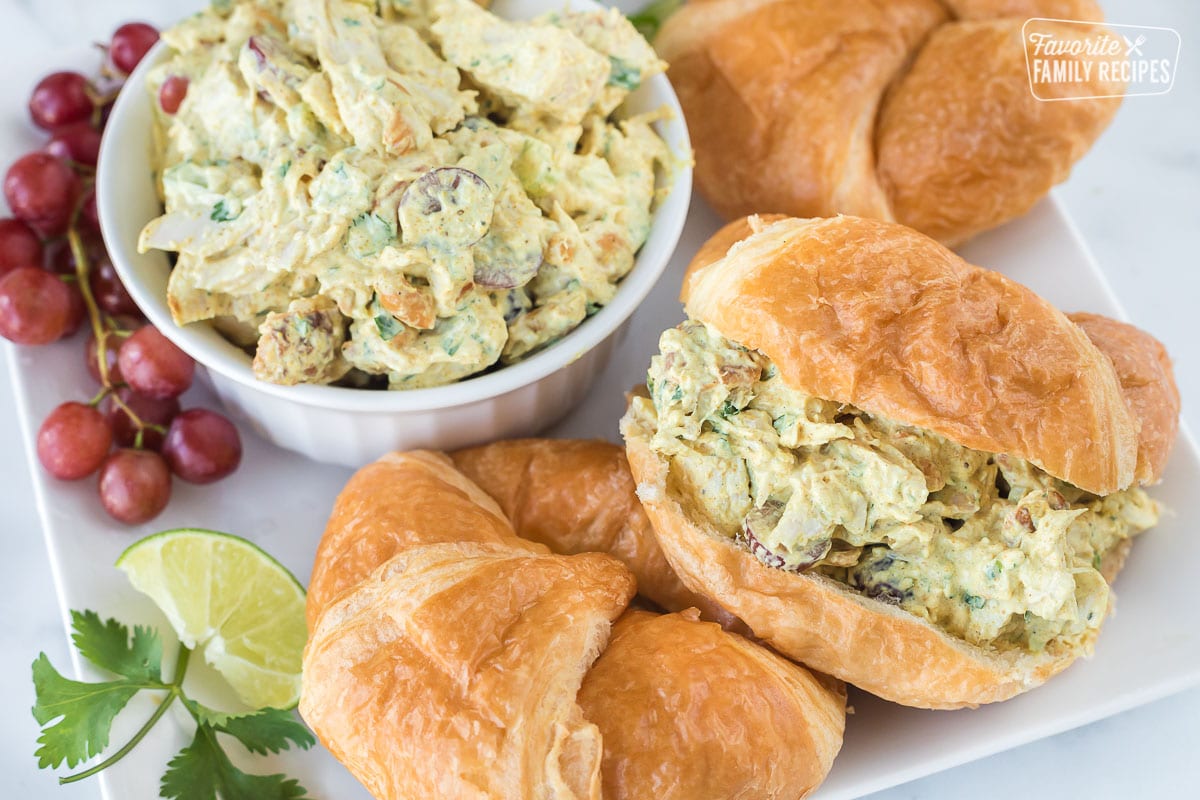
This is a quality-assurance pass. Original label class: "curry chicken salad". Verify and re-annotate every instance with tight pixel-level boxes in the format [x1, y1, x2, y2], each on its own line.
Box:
[641, 321, 1159, 654]
[139, 0, 670, 388]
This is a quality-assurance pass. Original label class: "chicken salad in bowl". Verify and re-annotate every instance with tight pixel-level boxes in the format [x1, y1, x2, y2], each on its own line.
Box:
[138, 0, 675, 390]
[97, 0, 690, 465]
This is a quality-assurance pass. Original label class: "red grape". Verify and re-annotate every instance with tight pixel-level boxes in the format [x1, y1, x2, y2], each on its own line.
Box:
[85, 330, 124, 384]
[0, 266, 72, 344]
[80, 188, 101, 232]
[29, 71, 93, 130]
[4, 153, 81, 237]
[159, 76, 188, 115]
[44, 239, 75, 276]
[45, 123, 102, 168]
[46, 232, 105, 276]
[117, 326, 194, 399]
[37, 402, 113, 480]
[62, 281, 86, 337]
[162, 409, 242, 484]
[98, 449, 171, 524]
[90, 254, 139, 315]
[107, 388, 180, 450]
[110, 23, 159, 74]
[6, 32, 249, 524]
[109, 313, 143, 331]
[97, 100, 115, 132]
[0, 218, 43, 277]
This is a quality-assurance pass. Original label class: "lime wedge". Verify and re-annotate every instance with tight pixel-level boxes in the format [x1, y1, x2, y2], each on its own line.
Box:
[116, 528, 307, 710]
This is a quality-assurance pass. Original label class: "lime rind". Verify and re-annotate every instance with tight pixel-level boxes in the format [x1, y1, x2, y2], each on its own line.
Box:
[116, 528, 307, 710]
[116, 528, 305, 593]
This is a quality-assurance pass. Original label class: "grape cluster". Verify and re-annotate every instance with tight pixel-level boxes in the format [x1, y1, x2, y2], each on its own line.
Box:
[2, 23, 241, 525]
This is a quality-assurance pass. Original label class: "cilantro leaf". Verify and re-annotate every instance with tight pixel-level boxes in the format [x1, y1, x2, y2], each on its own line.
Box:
[210, 200, 239, 222]
[188, 701, 315, 756]
[31, 654, 140, 769]
[347, 211, 396, 259]
[607, 56, 641, 90]
[371, 294, 403, 341]
[33, 608, 312, 794]
[161, 725, 311, 800]
[70, 610, 163, 683]
[374, 312, 401, 341]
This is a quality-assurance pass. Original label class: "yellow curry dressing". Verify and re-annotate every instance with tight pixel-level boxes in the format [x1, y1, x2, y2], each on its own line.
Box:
[141, 0, 669, 388]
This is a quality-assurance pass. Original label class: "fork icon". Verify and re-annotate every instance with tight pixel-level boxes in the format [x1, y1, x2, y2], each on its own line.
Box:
[1124, 34, 1146, 56]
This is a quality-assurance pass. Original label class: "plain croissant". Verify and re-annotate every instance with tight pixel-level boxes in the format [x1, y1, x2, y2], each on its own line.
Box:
[656, 0, 1123, 246]
[301, 449, 846, 800]
[450, 438, 745, 630]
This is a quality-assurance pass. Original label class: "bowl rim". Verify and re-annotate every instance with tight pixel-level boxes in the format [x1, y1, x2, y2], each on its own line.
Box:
[97, 4, 691, 414]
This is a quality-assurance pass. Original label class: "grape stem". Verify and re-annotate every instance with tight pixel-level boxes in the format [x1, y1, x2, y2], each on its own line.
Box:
[86, 386, 110, 408]
[67, 203, 106, 371]
[87, 85, 122, 109]
[101, 317, 133, 338]
[67, 216, 153, 438]
[59, 643, 192, 785]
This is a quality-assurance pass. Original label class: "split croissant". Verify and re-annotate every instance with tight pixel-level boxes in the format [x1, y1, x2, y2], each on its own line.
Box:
[621, 214, 1180, 708]
[656, 0, 1123, 245]
[301, 448, 846, 800]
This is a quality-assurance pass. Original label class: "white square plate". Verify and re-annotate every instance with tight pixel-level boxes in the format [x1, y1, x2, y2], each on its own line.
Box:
[5, 35, 1198, 800]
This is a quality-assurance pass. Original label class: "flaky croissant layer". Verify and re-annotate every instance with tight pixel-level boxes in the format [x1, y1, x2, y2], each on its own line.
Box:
[656, 0, 1122, 245]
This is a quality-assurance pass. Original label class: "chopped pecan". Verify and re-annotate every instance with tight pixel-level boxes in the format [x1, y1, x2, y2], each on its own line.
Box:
[379, 286, 435, 330]
[718, 363, 758, 387]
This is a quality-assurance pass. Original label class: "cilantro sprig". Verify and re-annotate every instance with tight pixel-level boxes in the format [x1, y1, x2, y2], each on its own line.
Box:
[32, 610, 314, 799]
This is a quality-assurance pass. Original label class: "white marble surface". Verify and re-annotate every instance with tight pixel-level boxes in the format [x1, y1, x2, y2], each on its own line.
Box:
[1, 1, 1197, 798]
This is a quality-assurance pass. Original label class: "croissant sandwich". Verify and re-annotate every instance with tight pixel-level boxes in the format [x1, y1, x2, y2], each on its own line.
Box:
[654, 0, 1123, 245]
[302, 448, 845, 799]
[621, 215, 1180, 709]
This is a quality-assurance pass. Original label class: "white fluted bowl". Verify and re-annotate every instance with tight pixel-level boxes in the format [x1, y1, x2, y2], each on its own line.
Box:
[97, 0, 690, 468]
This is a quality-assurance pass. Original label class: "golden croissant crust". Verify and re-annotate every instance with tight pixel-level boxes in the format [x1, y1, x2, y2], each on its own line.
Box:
[656, 0, 1121, 245]
[451, 438, 743, 629]
[301, 450, 846, 799]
